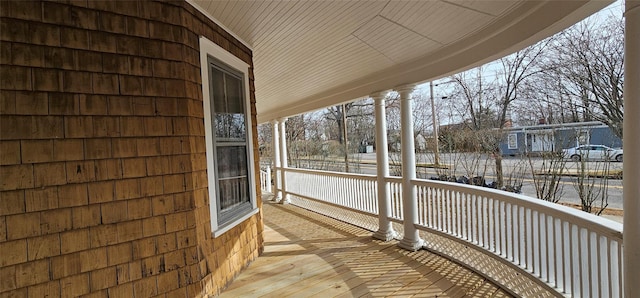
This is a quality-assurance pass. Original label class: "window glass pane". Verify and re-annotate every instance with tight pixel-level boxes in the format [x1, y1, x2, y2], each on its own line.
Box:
[216, 146, 248, 178]
[211, 66, 246, 140]
[211, 67, 226, 113]
[218, 176, 249, 211]
[215, 113, 246, 140]
[225, 73, 244, 113]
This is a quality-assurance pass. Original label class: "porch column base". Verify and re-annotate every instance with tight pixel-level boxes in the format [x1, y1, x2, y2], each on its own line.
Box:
[398, 237, 424, 252]
[272, 191, 282, 202]
[279, 194, 291, 204]
[373, 229, 397, 242]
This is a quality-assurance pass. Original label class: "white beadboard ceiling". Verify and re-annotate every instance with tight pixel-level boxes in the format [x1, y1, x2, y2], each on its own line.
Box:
[189, 0, 611, 123]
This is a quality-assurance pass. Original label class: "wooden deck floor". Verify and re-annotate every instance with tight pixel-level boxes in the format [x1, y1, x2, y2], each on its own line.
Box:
[218, 202, 512, 298]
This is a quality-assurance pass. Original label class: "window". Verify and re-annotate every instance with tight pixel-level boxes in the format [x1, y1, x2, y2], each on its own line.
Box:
[200, 37, 258, 237]
[507, 133, 517, 149]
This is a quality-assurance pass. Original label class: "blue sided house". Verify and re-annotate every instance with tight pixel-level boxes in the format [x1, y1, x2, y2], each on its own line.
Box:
[499, 121, 623, 156]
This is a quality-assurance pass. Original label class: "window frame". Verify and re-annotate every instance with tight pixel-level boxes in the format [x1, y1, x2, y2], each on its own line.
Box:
[200, 36, 258, 238]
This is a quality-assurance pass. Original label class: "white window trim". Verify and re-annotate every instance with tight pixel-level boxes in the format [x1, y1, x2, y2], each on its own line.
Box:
[199, 36, 258, 237]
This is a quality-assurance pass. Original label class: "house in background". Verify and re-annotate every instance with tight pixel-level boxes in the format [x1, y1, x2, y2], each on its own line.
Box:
[1, 0, 638, 297]
[500, 121, 623, 156]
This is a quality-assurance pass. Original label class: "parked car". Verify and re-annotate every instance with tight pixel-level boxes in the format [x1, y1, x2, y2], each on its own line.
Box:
[562, 145, 623, 162]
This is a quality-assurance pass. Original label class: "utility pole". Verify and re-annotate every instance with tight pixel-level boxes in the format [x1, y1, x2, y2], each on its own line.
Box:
[429, 82, 441, 165]
[342, 103, 349, 172]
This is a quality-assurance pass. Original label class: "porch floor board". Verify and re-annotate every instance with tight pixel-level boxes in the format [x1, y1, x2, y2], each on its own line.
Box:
[218, 202, 512, 297]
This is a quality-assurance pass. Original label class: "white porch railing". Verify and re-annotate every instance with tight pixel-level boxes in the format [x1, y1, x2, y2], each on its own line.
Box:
[412, 179, 623, 298]
[279, 167, 624, 298]
[286, 167, 379, 215]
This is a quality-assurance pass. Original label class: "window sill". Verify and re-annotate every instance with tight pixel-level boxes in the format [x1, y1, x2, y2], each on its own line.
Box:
[213, 207, 260, 238]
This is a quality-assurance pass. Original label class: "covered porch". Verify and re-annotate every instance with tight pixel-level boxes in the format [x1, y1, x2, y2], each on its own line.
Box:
[0, 0, 636, 296]
[204, 0, 637, 296]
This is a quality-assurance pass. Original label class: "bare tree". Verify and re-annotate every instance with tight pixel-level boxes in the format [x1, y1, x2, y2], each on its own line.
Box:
[572, 159, 610, 215]
[527, 151, 567, 203]
[513, 72, 591, 126]
[450, 67, 497, 130]
[446, 41, 548, 188]
[324, 98, 380, 145]
[257, 122, 273, 167]
[551, 14, 624, 138]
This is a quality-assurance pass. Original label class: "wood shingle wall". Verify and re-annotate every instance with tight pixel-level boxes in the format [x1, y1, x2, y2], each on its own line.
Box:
[0, 1, 264, 296]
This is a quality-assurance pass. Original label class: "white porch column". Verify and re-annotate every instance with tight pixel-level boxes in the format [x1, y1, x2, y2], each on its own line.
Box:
[272, 120, 282, 201]
[372, 92, 396, 241]
[279, 118, 291, 204]
[397, 84, 424, 251]
[624, 0, 639, 296]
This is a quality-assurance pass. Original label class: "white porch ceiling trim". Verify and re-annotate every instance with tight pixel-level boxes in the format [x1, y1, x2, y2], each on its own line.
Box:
[189, 0, 612, 123]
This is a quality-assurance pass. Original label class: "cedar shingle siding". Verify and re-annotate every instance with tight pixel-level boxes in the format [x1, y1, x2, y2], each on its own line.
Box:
[0, 1, 264, 296]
